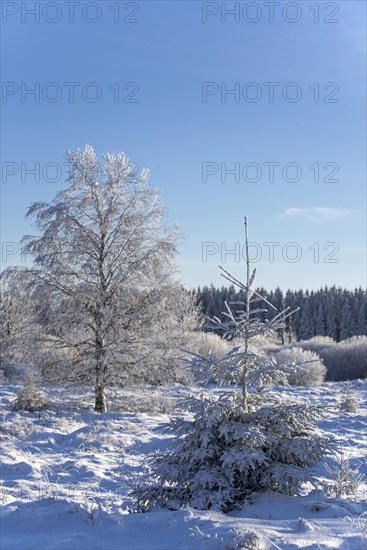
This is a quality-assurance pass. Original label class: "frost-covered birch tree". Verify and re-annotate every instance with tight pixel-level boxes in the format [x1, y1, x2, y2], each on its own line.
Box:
[12, 145, 179, 412]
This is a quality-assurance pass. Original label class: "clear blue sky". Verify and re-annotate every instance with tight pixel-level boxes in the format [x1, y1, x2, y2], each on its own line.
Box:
[1, 0, 366, 290]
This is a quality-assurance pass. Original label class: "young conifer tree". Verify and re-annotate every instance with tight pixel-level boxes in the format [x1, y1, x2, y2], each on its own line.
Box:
[132, 217, 336, 512]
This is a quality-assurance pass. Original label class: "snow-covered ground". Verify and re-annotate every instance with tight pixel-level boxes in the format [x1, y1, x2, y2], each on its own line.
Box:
[1, 382, 366, 550]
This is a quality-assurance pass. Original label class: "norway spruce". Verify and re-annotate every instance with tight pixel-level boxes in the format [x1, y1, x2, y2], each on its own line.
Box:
[132, 218, 335, 512]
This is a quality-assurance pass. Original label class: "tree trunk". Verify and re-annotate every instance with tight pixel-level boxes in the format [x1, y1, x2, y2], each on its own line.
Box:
[94, 380, 107, 412]
[94, 331, 107, 412]
[280, 328, 285, 345]
[94, 300, 107, 412]
[243, 217, 250, 413]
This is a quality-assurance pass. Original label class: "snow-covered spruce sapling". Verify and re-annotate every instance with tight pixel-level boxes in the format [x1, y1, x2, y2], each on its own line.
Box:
[131, 217, 336, 512]
[323, 454, 364, 499]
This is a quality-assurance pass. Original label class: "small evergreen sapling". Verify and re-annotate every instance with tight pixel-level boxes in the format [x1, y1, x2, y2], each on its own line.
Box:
[131, 218, 335, 512]
[323, 454, 364, 499]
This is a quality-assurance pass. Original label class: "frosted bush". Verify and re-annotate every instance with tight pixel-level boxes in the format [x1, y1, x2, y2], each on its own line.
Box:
[227, 528, 262, 550]
[246, 333, 280, 351]
[295, 336, 336, 356]
[321, 336, 367, 381]
[272, 347, 326, 386]
[11, 380, 46, 412]
[189, 332, 231, 360]
[186, 332, 232, 384]
[338, 382, 359, 413]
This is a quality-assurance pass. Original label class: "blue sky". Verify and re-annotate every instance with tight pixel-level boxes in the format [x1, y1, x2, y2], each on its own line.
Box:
[1, 0, 366, 290]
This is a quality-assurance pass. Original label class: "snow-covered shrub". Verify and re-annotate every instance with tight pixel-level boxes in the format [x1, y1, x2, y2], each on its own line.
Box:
[271, 347, 326, 386]
[11, 379, 46, 412]
[246, 333, 280, 351]
[189, 332, 231, 360]
[226, 528, 262, 550]
[338, 382, 359, 413]
[185, 332, 231, 384]
[294, 336, 336, 356]
[130, 218, 335, 513]
[323, 455, 364, 499]
[320, 336, 367, 381]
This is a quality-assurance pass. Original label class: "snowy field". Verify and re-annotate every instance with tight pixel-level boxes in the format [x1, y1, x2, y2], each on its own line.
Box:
[1, 382, 366, 550]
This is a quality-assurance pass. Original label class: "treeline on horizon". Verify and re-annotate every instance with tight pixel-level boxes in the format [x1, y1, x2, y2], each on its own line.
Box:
[193, 285, 367, 343]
